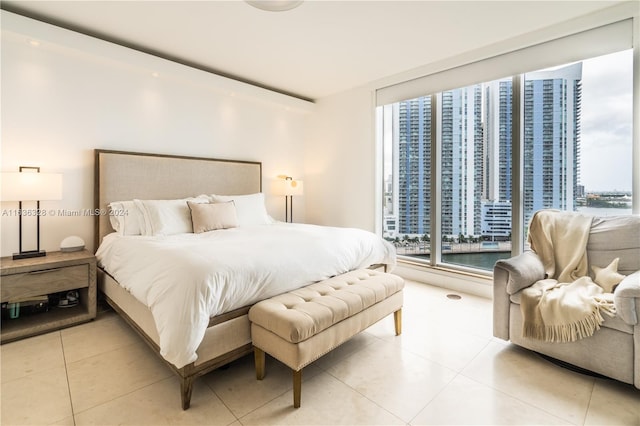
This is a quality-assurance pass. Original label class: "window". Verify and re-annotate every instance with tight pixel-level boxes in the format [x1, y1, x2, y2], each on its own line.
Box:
[439, 79, 515, 269]
[522, 50, 633, 242]
[382, 98, 432, 259]
[380, 41, 635, 273]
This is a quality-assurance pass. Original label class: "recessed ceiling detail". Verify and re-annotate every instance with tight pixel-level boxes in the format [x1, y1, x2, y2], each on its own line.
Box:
[0, 1, 621, 101]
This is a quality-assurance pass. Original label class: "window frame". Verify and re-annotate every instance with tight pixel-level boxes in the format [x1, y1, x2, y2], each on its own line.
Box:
[377, 14, 638, 275]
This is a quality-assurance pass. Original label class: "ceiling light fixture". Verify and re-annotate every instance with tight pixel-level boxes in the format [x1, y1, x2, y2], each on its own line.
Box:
[246, 1, 303, 12]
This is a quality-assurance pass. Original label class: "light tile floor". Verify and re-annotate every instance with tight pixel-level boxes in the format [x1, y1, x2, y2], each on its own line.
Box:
[2, 279, 639, 425]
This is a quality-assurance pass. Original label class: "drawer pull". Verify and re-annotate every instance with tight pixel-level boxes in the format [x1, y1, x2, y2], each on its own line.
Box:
[28, 269, 61, 275]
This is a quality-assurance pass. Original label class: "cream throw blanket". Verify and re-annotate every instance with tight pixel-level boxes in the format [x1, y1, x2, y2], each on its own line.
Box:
[521, 210, 616, 342]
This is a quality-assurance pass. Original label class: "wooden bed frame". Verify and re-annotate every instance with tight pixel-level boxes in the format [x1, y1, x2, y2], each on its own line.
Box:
[94, 149, 262, 409]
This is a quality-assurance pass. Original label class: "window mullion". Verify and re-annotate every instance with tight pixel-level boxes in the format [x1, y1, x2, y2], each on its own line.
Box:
[511, 74, 524, 256]
[431, 93, 441, 266]
[633, 16, 639, 214]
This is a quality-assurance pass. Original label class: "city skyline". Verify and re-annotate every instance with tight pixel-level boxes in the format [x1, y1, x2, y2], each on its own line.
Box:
[383, 49, 634, 241]
[389, 61, 582, 238]
[383, 49, 633, 195]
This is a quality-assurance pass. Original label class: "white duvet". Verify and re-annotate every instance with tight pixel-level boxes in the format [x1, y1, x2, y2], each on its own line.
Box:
[96, 223, 396, 368]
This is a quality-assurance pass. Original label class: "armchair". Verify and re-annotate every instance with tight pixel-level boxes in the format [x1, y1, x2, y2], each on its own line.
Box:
[493, 214, 640, 388]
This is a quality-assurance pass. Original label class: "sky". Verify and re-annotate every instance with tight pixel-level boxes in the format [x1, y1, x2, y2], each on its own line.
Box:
[578, 49, 633, 192]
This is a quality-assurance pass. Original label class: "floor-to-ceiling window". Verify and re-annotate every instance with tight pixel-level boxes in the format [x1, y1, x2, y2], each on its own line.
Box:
[378, 17, 636, 275]
[382, 98, 432, 259]
[522, 50, 633, 242]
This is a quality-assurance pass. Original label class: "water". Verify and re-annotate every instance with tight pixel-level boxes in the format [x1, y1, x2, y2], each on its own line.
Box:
[443, 251, 511, 270]
[403, 206, 635, 270]
[577, 206, 632, 216]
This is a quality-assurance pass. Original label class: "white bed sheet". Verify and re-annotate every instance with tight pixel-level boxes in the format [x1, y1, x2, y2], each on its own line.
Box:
[96, 223, 396, 368]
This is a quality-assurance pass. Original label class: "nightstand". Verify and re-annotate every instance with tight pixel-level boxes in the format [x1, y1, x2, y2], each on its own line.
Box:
[1, 250, 97, 343]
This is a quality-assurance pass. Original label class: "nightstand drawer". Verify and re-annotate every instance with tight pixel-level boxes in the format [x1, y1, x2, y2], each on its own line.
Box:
[1, 264, 89, 302]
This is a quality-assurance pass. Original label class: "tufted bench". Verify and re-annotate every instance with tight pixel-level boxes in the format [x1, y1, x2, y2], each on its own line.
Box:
[248, 269, 404, 408]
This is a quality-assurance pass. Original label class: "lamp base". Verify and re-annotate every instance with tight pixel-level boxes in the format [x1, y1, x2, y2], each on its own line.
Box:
[13, 250, 47, 260]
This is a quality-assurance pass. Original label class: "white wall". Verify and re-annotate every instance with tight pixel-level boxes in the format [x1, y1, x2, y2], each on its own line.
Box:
[304, 86, 377, 230]
[1, 11, 313, 257]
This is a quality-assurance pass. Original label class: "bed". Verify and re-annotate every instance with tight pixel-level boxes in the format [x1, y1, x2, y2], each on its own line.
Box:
[94, 149, 396, 409]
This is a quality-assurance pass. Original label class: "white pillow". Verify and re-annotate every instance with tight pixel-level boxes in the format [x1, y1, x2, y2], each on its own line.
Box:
[108, 201, 145, 236]
[135, 196, 209, 236]
[592, 258, 626, 293]
[209, 193, 271, 227]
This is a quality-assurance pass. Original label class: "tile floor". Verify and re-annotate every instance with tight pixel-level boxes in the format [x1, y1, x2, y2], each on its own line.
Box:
[1, 279, 639, 425]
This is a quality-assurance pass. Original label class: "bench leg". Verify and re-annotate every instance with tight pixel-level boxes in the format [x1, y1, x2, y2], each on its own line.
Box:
[394, 308, 402, 335]
[293, 369, 302, 408]
[254, 347, 265, 380]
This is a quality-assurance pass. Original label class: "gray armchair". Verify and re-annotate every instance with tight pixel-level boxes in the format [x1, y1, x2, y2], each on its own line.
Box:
[493, 214, 640, 388]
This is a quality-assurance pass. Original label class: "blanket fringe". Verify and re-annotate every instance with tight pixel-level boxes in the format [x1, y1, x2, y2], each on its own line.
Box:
[523, 300, 615, 343]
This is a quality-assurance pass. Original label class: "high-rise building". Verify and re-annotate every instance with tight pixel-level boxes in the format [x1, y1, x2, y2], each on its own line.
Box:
[440, 86, 484, 238]
[395, 97, 431, 235]
[481, 64, 582, 235]
[522, 62, 582, 225]
[481, 201, 511, 239]
[483, 79, 513, 203]
[392, 62, 581, 240]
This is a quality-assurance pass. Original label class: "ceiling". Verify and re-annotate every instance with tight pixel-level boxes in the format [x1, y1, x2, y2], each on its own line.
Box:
[1, 1, 623, 101]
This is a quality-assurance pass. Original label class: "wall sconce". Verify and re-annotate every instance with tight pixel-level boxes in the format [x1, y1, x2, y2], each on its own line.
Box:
[281, 176, 303, 223]
[1, 167, 63, 259]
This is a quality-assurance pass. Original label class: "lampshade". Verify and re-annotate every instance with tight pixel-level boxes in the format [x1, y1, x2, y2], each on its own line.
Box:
[283, 179, 303, 196]
[1, 172, 63, 201]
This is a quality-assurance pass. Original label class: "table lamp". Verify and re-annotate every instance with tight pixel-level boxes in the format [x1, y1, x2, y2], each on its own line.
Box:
[1, 167, 63, 259]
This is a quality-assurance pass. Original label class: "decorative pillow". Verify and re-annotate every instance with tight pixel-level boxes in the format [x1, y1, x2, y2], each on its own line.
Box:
[592, 257, 626, 293]
[108, 201, 145, 236]
[135, 196, 209, 236]
[188, 201, 238, 233]
[209, 193, 271, 227]
[614, 271, 640, 324]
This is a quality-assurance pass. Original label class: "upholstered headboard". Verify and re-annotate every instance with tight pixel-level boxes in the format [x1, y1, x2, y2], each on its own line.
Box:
[94, 149, 262, 249]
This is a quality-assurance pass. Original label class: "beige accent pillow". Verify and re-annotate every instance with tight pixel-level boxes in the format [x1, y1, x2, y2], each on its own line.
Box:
[592, 257, 626, 293]
[188, 201, 238, 233]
